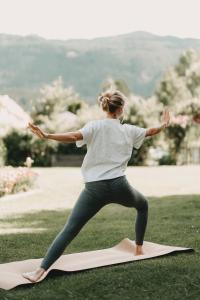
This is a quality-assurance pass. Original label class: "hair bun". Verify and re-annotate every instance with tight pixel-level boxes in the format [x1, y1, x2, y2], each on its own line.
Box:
[102, 96, 109, 104]
[101, 96, 109, 110]
[98, 90, 126, 114]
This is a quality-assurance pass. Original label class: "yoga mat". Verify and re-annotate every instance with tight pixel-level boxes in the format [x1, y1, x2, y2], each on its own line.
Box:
[0, 238, 193, 290]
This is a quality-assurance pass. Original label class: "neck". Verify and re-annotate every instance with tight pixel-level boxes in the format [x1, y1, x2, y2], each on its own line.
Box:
[106, 114, 119, 119]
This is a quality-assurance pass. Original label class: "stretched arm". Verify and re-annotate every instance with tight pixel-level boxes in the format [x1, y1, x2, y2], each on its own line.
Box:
[46, 131, 83, 143]
[145, 108, 171, 137]
[145, 123, 167, 137]
[27, 123, 83, 143]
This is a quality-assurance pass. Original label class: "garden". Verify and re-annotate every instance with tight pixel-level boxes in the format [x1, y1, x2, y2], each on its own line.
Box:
[0, 49, 200, 300]
[0, 191, 199, 299]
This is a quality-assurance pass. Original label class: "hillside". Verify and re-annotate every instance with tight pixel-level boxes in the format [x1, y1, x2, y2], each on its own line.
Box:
[1, 31, 200, 110]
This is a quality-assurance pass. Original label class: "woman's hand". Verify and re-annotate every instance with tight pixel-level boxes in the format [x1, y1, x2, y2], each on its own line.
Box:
[161, 108, 170, 128]
[146, 108, 171, 137]
[27, 122, 48, 139]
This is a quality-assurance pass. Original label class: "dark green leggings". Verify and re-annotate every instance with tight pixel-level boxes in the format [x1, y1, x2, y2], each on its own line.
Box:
[40, 175, 148, 270]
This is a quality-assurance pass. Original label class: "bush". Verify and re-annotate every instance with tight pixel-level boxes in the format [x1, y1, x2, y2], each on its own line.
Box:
[158, 154, 176, 165]
[30, 138, 57, 166]
[0, 166, 38, 197]
[3, 129, 57, 167]
[128, 138, 152, 166]
[3, 130, 32, 166]
[0, 139, 7, 167]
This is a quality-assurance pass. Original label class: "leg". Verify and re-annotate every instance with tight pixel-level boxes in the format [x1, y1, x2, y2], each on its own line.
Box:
[41, 187, 106, 270]
[132, 185, 148, 246]
[22, 186, 106, 281]
[110, 176, 148, 249]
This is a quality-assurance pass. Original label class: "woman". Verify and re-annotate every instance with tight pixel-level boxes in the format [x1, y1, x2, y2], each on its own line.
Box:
[22, 90, 170, 282]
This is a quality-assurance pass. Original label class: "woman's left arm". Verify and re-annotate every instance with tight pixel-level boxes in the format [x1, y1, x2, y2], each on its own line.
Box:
[28, 123, 83, 143]
[145, 108, 171, 137]
[145, 123, 167, 137]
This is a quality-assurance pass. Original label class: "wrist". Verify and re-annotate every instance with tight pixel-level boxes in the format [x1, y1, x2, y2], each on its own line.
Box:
[44, 133, 49, 139]
[160, 123, 166, 130]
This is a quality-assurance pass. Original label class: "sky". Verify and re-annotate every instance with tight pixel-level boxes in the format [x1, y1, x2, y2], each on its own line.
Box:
[0, 0, 199, 40]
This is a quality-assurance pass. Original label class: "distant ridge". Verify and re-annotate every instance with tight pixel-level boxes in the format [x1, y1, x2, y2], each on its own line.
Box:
[1, 31, 200, 110]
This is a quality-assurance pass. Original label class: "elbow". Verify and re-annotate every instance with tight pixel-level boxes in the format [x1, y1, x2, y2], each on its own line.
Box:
[145, 128, 151, 137]
[73, 131, 83, 142]
[146, 128, 155, 137]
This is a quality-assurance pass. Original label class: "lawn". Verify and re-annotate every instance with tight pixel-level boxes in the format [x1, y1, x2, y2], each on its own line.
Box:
[0, 194, 199, 300]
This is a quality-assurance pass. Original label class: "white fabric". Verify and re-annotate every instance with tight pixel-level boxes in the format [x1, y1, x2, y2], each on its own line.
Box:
[76, 119, 147, 183]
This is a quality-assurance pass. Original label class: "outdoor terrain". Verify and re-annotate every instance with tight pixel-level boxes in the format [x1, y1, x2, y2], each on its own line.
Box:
[0, 194, 199, 299]
[0, 166, 199, 299]
[0, 165, 199, 219]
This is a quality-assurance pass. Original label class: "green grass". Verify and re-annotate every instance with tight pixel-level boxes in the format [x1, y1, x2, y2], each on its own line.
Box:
[0, 194, 199, 300]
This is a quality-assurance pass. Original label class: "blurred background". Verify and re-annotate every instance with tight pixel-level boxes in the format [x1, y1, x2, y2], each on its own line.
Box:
[0, 0, 200, 170]
[0, 0, 200, 199]
[0, 3, 199, 298]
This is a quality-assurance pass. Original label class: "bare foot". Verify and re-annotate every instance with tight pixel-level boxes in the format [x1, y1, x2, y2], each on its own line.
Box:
[22, 267, 46, 282]
[134, 244, 144, 256]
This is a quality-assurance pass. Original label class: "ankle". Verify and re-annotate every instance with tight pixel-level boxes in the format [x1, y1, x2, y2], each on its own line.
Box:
[37, 267, 46, 273]
[135, 246, 144, 255]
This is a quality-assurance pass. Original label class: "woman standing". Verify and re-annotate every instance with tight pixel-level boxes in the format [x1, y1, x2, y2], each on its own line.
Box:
[23, 90, 170, 282]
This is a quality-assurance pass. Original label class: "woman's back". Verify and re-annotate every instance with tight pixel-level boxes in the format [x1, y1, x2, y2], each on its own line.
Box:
[76, 118, 147, 183]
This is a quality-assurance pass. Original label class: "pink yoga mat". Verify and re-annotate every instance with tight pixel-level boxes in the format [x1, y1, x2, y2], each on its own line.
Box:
[0, 238, 194, 290]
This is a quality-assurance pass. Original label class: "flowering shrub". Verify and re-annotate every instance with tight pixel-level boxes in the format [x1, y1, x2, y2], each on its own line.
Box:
[0, 139, 7, 167]
[0, 166, 38, 197]
[170, 114, 190, 128]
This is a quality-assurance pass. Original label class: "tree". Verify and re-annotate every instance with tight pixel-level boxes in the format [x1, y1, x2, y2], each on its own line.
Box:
[28, 77, 88, 162]
[154, 49, 200, 163]
[31, 76, 85, 129]
[101, 77, 131, 97]
[155, 49, 200, 105]
[0, 139, 7, 167]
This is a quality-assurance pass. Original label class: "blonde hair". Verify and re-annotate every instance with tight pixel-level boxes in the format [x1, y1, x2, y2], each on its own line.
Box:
[98, 90, 126, 114]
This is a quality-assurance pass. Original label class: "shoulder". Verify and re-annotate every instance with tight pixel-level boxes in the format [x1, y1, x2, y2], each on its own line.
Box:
[81, 120, 96, 129]
[88, 119, 102, 128]
[122, 123, 147, 136]
[87, 119, 100, 125]
[123, 123, 137, 129]
[79, 119, 100, 133]
[122, 123, 133, 131]
[122, 123, 132, 136]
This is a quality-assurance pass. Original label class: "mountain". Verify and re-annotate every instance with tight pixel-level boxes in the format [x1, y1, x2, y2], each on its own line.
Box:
[1, 31, 200, 110]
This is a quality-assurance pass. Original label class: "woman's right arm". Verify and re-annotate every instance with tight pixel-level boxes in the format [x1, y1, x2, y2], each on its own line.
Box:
[28, 122, 83, 143]
[46, 131, 83, 143]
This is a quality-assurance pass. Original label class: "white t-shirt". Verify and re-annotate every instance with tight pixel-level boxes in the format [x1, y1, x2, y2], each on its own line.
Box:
[76, 118, 147, 183]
